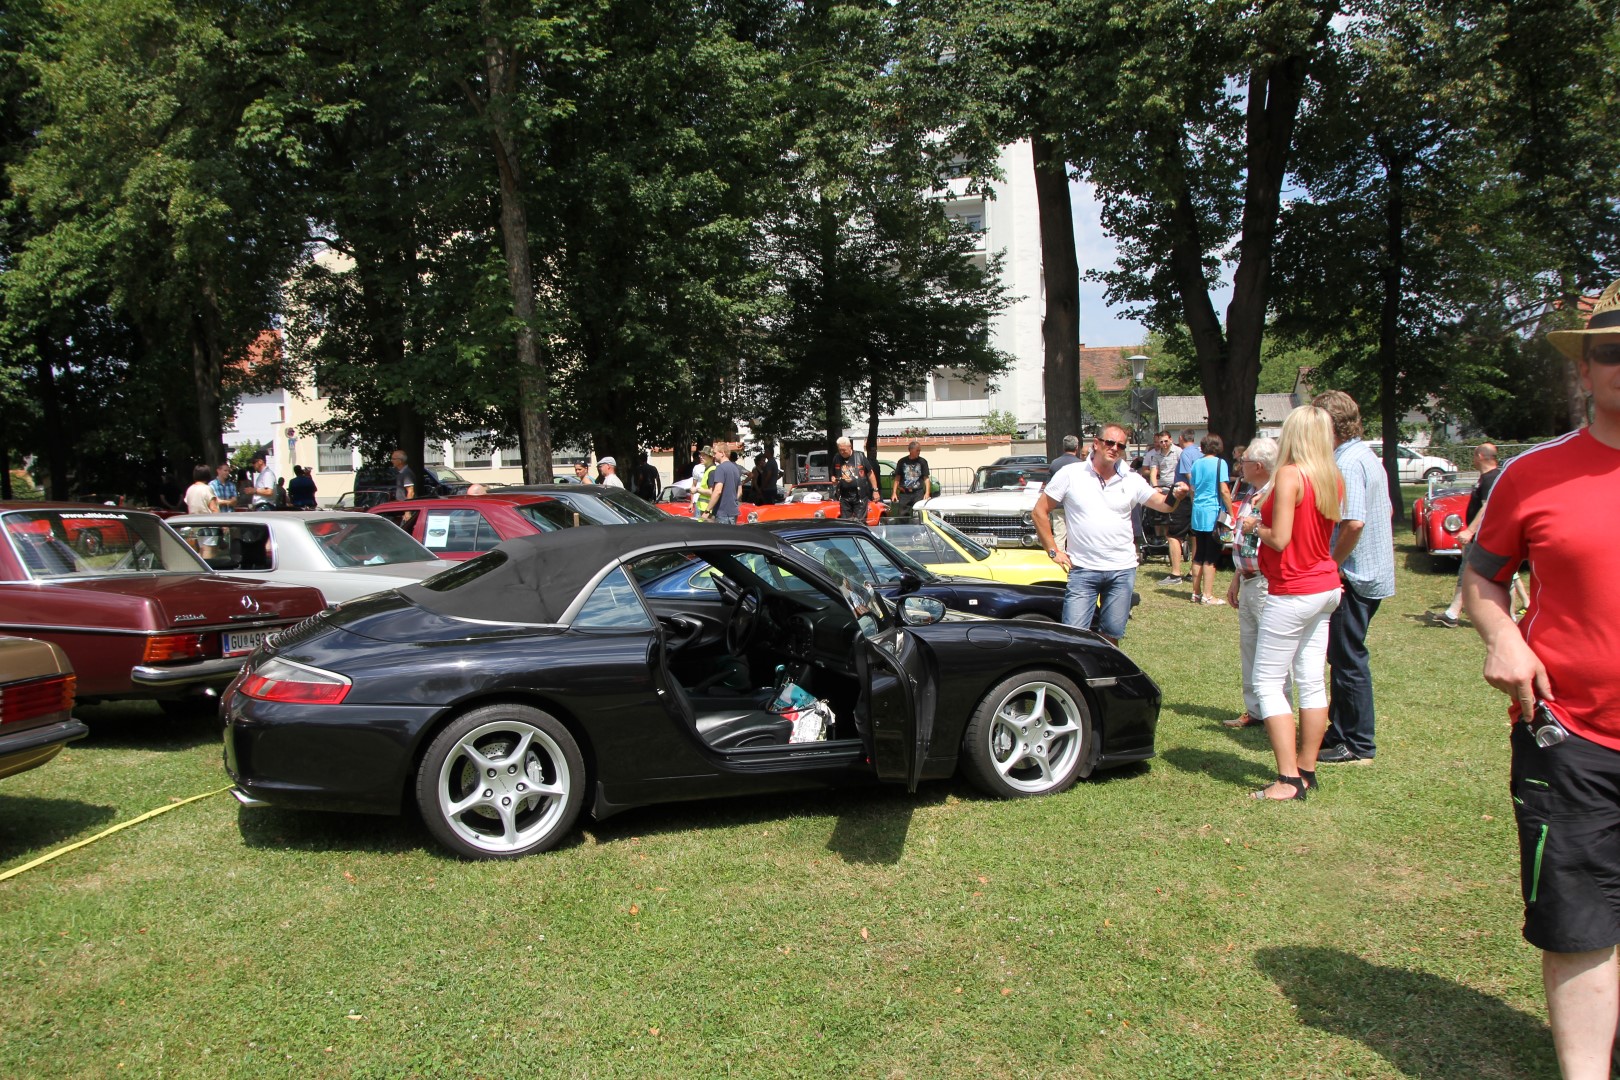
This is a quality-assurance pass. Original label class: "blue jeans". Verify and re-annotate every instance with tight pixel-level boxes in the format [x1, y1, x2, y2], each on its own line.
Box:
[1326, 580, 1381, 756]
[1063, 566, 1137, 640]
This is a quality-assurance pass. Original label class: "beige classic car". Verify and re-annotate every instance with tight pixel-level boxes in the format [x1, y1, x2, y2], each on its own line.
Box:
[0, 635, 84, 780]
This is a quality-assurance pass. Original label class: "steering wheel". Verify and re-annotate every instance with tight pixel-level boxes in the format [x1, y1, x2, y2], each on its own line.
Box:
[725, 586, 763, 655]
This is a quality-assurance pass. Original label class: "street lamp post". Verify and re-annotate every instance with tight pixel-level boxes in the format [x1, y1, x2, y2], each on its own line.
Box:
[1126, 354, 1155, 450]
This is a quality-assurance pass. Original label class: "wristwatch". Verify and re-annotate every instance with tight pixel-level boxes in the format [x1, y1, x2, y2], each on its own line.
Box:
[1047, 548, 1059, 560]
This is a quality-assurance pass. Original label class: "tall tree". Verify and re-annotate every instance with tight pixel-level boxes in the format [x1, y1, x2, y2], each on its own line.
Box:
[10, 0, 307, 471]
[1062, 0, 1339, 451]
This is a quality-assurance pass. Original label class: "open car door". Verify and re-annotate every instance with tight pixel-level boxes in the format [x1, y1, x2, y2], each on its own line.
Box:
[858, 620, 936, 792]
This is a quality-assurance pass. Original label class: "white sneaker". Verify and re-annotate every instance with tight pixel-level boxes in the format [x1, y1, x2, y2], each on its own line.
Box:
[1160, 574, 1184, 585]
[1202, 595, 1227, 606]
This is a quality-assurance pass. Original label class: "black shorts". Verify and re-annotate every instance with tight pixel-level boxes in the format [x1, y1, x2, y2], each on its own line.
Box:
[1190, 530, 1221, 566]
[1510, 723, 1620, 953]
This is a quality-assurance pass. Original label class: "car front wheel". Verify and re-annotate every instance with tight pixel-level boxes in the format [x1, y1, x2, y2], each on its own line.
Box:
[416, 705, 586, 859]
[961, 670, 1091, 798]
[1423, 468, 1445, 480]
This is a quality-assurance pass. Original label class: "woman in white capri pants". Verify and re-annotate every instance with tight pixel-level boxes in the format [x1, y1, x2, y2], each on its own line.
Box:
[1245, 407, 1344, 802]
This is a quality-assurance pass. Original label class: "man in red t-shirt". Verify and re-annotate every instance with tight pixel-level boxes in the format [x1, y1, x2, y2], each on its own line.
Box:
[1464, 278, 1620, 1079]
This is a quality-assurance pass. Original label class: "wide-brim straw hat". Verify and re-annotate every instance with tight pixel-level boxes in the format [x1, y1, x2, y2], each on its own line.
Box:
[1548, 279, 1620, 361]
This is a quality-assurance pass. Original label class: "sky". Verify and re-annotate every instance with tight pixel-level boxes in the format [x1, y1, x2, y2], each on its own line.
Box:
[1069, 178, 1234, 350]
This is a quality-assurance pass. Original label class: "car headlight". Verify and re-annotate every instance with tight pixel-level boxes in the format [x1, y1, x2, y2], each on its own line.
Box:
[813, 509, 826, 519]
[746, 511, 758, 523]
[1021, 531, 1040, 548]
[1443, 513, 1463, 532]
[1020, 511, 1034, 526]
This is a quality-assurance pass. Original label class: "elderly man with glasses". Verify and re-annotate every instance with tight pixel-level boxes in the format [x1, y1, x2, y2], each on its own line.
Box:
[1032, 423, 1186, 643]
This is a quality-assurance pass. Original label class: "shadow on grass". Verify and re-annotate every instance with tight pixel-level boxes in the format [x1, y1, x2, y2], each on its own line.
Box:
[1402, 549, 1453, 575]
[1256, 946, 1556, 1079]
[236, 806, 431, 856]
[1159, 746, 1272, 790]
[0, 795, 118, 863]
[73, 701, 222, 752]
[1164, 700, 1239, 726]
[588, 781, 961, 865]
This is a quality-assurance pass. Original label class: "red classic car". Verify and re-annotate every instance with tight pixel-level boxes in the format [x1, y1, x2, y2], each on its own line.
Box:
[1411, 478, 1472, 558]
[0, 504, 326, 710]
[752, 481, 887, 526]
[653, 482, 763, 522]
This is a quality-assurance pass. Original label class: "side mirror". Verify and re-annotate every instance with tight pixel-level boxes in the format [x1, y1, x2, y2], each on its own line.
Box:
[897, 572, 922, 596]
[899, 595, 946, 626]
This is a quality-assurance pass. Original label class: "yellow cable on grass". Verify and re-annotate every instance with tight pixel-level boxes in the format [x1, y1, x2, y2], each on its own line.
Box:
[0, 785, 232, 883]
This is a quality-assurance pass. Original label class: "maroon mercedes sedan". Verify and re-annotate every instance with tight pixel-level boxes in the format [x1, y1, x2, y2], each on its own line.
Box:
[0, 504, 325, 712]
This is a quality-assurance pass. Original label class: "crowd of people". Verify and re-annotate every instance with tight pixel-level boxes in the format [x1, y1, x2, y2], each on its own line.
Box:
[1036, 390, 1399, 799]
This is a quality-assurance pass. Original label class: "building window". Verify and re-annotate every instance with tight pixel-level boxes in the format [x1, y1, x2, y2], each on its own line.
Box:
[454, 436, 492, 470]
[905, 382, 927, 404]
[934, 370, 987, 402]
[316, 433, 354, 473]
[494, 442, 519, 469]
[423, 440, 445, 468]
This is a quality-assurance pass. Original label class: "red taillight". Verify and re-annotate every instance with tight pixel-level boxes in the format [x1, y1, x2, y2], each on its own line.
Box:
[1, 674, 76, 725]
[239, 658, 350, 705]
[142, 633, 218, 663]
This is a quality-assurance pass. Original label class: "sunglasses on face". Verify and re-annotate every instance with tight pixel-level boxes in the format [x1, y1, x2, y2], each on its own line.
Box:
[1096, 438, 1128, 451]
[1590, 344, 1620, 366]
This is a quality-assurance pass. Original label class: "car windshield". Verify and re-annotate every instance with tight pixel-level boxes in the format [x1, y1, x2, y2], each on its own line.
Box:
[307, 517, 437, 568]
[971, 466, 1050, 491]
[553, 488, 667, 524]
[514, 499, 580, 532]
[787, 486, 831, 504]
[1, 509, 208, 579]
[922, 514, 993, 560]
[430, 465, 469, 484]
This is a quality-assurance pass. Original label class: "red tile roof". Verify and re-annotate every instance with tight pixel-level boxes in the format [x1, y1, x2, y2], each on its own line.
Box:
[1078, 346, 1132, 391]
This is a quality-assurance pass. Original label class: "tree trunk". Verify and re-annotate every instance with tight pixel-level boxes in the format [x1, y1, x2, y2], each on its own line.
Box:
[0, 408, 10, 500]
[1032, 133, 1079, 456]
[476, 16, 553, 483]
[1378, 149, 1407, 519]
[36, 352, 69, 499]
[190, 282, 227, 468]
[865, 377, 881, 465]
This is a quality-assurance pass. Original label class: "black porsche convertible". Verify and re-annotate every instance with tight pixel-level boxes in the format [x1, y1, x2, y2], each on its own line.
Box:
[223, 521, 1159, 859]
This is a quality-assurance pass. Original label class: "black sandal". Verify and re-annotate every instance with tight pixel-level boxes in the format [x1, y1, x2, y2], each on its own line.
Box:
[1251, 774, 1307, 801]
[1300, 769, 1317, 792]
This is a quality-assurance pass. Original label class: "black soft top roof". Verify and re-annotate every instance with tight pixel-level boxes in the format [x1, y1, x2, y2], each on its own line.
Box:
[397, 520, 791, 624]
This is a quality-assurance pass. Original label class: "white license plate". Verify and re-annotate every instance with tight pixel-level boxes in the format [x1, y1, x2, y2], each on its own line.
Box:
[223, 629, 273, 657]
[974, 534, 1001, 548]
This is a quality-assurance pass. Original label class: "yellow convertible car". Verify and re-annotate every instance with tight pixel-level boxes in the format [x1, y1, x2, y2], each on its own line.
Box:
[870, 512, 1068, 588]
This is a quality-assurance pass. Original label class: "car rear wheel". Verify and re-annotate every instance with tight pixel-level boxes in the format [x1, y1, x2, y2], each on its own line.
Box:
[1013, 612, 1054, 622]
[1423, 468, 1445, 480]
[416, 705, 585, 859]
[77, 529, 103, 556]
[960, 670, 1091, 798]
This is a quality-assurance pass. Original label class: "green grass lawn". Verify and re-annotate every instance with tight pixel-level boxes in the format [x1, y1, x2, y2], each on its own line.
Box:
[0, 542, 1554, 1078]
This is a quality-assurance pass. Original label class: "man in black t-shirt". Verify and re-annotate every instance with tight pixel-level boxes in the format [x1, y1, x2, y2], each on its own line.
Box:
[631, 451, 660, 501]
[830, 437, 871, 524]
[891, 440, 930, 519]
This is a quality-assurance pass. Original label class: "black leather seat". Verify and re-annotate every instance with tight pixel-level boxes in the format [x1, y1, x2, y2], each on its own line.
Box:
[695, 710, 793, 750]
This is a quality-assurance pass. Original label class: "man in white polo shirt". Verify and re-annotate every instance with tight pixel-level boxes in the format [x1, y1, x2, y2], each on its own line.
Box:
[1032, 423, 1186, 642]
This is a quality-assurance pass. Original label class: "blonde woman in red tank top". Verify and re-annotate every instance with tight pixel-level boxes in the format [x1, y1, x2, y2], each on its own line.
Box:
[1244, 406, 1344, 801]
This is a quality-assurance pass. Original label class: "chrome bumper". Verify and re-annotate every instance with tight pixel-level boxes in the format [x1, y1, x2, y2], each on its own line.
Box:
[230, 787, 270, 808]
[131, 656, 247, 688]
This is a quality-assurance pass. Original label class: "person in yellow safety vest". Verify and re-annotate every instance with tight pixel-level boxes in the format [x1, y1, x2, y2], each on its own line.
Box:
[691, 445, 718, 517]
